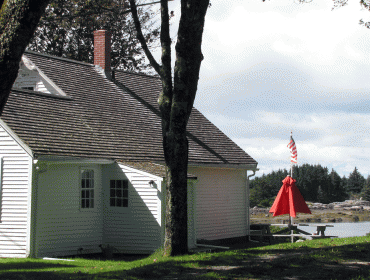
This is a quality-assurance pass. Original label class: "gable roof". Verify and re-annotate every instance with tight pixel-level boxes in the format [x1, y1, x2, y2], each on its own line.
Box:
[14, 56, 67, 96]
[1, 51, 257, 168]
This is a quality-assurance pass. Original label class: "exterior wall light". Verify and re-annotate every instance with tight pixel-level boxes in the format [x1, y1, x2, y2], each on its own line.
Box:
[149, 180, 155, 188]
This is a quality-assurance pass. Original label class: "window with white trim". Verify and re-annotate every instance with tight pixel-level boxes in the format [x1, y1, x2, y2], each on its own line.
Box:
[110, 180, 128, 207]
[81, 169, 94, 208]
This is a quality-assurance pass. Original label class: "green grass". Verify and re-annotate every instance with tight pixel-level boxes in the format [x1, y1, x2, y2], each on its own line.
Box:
[1, 236, 370, 279]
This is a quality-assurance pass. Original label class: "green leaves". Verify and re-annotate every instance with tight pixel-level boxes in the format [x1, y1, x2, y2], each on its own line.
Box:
[28, 0, 160, 73]
[347, 167, 366, 194]
[249, 164, 356, 207]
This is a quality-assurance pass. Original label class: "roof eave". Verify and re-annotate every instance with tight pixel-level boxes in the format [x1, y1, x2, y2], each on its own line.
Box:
[0, 119, 34, 158]
[188, 162, 258, 170]
[35, 155, 115, 165]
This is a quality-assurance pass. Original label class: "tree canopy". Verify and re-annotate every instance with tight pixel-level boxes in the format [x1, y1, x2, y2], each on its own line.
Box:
[361, 176, 370, 201]
[27, 0, 160, 72]
[346, 167, 366, 194]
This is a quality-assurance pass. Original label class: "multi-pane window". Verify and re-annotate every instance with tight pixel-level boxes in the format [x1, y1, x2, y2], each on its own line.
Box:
[81, 170, 94, 209]
[110, 180, 128, 207]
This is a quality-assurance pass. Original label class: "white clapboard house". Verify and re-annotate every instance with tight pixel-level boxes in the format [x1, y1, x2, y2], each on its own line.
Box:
[0, 30, 258, 258]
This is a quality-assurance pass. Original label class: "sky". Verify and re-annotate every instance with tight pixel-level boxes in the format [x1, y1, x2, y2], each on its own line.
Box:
[159, 0, 370, 178]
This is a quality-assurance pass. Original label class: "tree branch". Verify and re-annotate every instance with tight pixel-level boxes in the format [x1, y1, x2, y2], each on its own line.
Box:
[129, 0, 162, 75]
[160, 0, 171, 76]
[133, 0, 174, 8]
[157, 0, 173, 130]
[49, 1, 173, 24]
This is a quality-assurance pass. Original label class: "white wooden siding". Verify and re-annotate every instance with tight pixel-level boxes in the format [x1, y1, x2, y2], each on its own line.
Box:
[13, 70, 39, 90]
[13, 62, 63, 95]
[35, 164, 103, 257]
[102, 164, 163, 254]
[0, 126, 32, 258]
[188, 167, 247, 241]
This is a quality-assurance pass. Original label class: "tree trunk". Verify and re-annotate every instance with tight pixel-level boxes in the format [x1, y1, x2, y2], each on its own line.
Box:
[161, 0, 209, 256]
[0, 0, 50, 115]
[130, 0, 209, 256]
[162, 130, 189, 256]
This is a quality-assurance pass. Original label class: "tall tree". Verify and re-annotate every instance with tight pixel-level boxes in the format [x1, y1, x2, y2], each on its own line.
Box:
[317, 185, 325, 203]
[28, 0, 160, 72]
[295, 164, 317, 201]
[313, 165, 330, 203]
[329, 169, 347, 202]
[361, 175, 370, 201]
[346, 167, 365, 194]
[249, 174, 278, 208]
[0, 0, 50, 115]
[129, 0, 209, 256]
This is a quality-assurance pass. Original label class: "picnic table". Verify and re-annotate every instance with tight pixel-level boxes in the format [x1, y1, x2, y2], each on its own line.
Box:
[298, 223, 337, 239]
[249, 223, 338, 243]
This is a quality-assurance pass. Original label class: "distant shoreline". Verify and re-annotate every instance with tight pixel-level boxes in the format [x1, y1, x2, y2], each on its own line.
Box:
[250, 208, 370, 224]
[251, 200, 370, 224]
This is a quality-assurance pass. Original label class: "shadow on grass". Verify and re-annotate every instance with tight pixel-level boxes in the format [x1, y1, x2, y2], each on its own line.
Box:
[0, 271, 87, 280]
[0, 260, 81, 280]
[0, 254, 149, 280]
[0, 260, 76, 271]
[100, 242, 370, 280]
[1, 242, 369, 280]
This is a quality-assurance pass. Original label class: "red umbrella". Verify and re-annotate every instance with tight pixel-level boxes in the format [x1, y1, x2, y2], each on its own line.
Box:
[269, 176, 311, 218]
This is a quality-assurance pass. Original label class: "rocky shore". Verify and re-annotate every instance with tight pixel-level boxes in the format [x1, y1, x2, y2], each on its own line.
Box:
[250, 200, 370, 224]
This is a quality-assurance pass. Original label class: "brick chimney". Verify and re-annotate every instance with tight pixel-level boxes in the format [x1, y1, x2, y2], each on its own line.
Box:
[94, 30, 111, 73]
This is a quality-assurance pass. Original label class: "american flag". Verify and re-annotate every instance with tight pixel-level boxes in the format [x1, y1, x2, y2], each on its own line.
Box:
[287, 134, 297, 164]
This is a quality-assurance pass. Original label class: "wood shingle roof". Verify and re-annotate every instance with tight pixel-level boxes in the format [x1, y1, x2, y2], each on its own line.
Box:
[1, 51, 257, 167]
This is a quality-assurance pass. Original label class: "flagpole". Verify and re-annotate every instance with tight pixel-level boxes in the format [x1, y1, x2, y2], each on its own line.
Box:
[291, 161, 293, 178]
[290, 132, 293, 178]
[290, 158, 293, 228]
[289, 132, 294, 228]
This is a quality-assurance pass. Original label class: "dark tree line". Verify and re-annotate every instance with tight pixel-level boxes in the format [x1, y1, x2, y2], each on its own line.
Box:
[27, 0, 160, 72]
[250, 164, 369, 207]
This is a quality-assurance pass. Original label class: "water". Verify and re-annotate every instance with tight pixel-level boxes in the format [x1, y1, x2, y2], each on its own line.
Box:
[298, 221, 370, 238]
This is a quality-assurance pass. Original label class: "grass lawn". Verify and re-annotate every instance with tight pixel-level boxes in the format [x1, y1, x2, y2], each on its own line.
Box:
[1, 236, 370, 280]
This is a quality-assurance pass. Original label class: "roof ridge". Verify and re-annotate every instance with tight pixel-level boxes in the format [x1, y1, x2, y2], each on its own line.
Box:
[25, 51, 161, 80]
[25, 50, 94, 67]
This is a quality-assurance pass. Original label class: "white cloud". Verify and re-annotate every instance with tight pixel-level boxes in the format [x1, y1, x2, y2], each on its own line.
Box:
[203, 109, 370, 178]
[151, 0, 370, 178]
[234, 136, 370, 178]
[200, 0, 370, 89]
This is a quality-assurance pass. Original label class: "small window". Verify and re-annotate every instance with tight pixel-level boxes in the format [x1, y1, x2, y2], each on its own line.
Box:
[110, 180, 128, 207]
[21, 87, 34, 91]
[81, 170, 94, 209]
